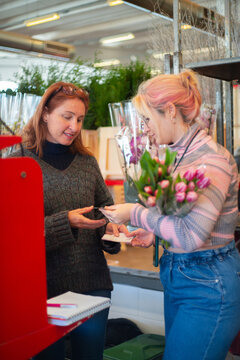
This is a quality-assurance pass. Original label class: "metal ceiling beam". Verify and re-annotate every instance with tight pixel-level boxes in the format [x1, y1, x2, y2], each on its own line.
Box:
[32, 14, 152, 41]
[124, 0, 225, 35]
[1, 0, 99, 31]
[0, 0, 39, 12]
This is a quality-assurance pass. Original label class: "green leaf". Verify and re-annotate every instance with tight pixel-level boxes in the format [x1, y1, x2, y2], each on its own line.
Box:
[165, 148, 177, 166]
[155, 186, 162, 199]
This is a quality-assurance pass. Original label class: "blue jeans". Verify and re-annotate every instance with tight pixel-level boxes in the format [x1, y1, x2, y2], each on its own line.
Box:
[33, 289, 111, 360]
[160, 241, 240, 360]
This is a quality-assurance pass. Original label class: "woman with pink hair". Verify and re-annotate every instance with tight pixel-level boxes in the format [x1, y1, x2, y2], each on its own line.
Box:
[104, 70, 240, 360]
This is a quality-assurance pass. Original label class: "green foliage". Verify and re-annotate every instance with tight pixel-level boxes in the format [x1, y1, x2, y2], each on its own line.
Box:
[134, 148, 177, 208]
[86, 60, 151, 129]
[13, 59, 152, 129]
[0, 88, 16, 95]
[16, 64, 46, 95]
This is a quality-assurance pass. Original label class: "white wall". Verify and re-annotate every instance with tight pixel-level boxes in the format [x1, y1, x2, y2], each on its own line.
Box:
[109, 283, 165, 336]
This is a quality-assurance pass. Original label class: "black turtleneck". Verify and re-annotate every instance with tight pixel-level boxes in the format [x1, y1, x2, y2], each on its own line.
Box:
[40, 141, 75, 170]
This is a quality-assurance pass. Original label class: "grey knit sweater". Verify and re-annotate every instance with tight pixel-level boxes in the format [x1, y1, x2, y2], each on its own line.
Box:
[11, 149, 119, 298]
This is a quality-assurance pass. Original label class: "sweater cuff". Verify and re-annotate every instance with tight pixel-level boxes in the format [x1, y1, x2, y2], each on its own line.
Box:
[45, 210, 75, 250]
[130, 203, 145, 227]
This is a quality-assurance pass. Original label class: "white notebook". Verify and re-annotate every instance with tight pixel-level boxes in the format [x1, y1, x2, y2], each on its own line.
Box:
[47, 291, 111, 326]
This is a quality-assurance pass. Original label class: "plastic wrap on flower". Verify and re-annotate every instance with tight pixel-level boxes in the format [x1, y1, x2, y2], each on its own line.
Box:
[134, 148, 211, 218]
[109, 101, 148, 182]
[109, 101, 150, 203]
[197, 104, 217, 136]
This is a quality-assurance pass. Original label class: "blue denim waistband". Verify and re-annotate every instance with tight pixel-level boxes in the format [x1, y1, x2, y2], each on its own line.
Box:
[163, 240, 236, 263]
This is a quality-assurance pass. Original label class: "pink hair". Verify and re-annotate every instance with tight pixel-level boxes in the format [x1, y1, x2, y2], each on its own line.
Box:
[132, 70, 202, 123]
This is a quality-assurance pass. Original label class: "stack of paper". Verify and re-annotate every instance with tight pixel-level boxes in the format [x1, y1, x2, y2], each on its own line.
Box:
[47, 291, 111, 326]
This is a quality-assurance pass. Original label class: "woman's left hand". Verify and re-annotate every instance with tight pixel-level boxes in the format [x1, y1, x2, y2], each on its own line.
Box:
[100, 203, 136, 224]
[130, 228, 154, 248]
[105, 222, 130, 237]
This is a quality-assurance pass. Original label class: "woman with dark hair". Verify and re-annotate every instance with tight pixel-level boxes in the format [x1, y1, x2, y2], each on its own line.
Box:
[11, 81, 128, 360]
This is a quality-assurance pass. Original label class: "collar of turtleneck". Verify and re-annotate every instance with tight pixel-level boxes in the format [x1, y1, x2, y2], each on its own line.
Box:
[42, 140, 70, 155]
[169, 122, 201, 156]
[40, 140, 75, 170]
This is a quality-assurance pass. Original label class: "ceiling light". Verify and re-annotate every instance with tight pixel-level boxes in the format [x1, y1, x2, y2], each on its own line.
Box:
[100, 33, 135, 45]
[107, 0, 124, 5]
[181, 24, 192, 30]
[24, 13, 60, 27]
[94, 59, 120, 67]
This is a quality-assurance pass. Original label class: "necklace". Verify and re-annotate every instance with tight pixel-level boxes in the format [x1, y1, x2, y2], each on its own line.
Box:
[173, 129, 200, 173]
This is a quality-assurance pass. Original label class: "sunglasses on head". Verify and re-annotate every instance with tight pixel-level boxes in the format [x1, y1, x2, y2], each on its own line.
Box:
[46, 85, 89, 105]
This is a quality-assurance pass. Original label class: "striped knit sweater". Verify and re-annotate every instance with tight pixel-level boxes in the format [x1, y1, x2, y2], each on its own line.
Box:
[10, 149, 118, 298]
[130, 123, 239, 252]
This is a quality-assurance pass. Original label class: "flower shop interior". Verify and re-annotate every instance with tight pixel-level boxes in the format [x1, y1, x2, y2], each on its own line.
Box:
[0, 0, 240, 359]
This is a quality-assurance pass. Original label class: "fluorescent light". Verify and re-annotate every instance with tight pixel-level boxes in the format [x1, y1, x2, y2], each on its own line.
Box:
[100, 33, 135, 45]
[107, 0, 124, 5]
[24, 13, 60, 27]
[94, 59, 120, 67]
[181, 24, 192, 30]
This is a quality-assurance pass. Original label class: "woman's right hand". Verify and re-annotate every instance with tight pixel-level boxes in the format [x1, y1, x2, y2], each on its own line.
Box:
[68, 206, 106, 229]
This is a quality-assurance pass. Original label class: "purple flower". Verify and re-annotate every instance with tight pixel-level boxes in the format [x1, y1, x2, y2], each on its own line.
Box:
[195, 168, 206, 180]
[188, 181, 195, 191]
[183, 169, 196, 181]
[160, 180, 170, 189]
[186, 191, 198, 202]
[129, 136, 144, 164]
[196, 177, 211, 189]
[175, 192, 186, 202]
[175, 182, 187, 193]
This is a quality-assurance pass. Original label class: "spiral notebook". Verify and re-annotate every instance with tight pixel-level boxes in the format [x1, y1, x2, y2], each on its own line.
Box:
[47, 291, 111, 326]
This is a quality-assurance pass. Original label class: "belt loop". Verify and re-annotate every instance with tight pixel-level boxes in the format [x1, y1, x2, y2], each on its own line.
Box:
[169, 253, 173, 281]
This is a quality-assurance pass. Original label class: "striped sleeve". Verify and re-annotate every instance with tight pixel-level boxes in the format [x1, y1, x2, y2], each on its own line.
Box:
[130, 150, 238, 251]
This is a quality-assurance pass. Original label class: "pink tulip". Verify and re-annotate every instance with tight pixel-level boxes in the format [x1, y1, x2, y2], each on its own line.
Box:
[175, 192, 186, 202]
[154, 157, 160, 163]
[175, 182, 187, 193]
[186, 191, 198, 202]
[196, 177, 211, 189]
[154, 189, 159, 197]
[188, 181, 195, 191]
[160, 160, 165, 165]
[195, 168, 206, 180]
[144, 186, 153, 194]
[183, 168, 196, 181]
[160, 180, 170, 189]
[158, 167, 162, 176]
[147, 196, 156, 207]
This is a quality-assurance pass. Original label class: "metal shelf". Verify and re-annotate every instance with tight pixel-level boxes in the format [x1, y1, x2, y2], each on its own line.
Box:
[185, 56, 240, 81]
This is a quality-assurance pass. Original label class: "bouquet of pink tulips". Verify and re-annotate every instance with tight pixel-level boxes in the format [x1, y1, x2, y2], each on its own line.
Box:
[134, 148, 211, 217]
